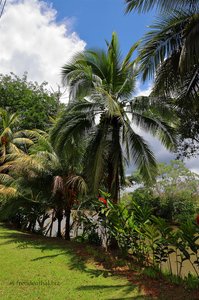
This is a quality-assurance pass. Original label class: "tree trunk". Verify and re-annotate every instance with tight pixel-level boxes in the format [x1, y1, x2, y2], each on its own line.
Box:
[31, 220, 36, 232]
[107, 116, 121, 203]
[107, 155, 120, 203]
[26, 221, 32, 231]
[56, 210, 63, 238]
[65, 208, 71, 240]
[40, 213, 49, 231]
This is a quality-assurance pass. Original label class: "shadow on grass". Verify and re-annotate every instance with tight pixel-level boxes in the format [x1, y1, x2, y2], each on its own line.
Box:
[77, 285, 153, 299]
[0, 227, 117, 279]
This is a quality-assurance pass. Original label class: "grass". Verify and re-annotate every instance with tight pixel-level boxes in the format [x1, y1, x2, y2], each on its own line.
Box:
[0, 225, 147, 300]
[1, 225, 199, 300]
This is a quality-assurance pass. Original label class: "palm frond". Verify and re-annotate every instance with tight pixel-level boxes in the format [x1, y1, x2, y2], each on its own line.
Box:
[12, 138, 34, 146]
[125, 122, 157, 182]
[131, 111, 176, 150]
[0, 173, 14, 186]
[125, 0, 199, 13]
[84, 122, 109, 193]
[0, 185, 17, 197]
[152, 55, 199, 99]
[138, 10, 196, 81]
[180, 13, 199, 71]
[66, 175, 87, 194]
[128, 96, 176, 121]
[52, 115, 92, 156]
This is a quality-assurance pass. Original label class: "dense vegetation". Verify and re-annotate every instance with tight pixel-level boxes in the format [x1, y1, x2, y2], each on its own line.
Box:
[127, 160, 199, 223]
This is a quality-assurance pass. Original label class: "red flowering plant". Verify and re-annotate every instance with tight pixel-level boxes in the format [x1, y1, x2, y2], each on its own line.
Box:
[98, 196, 107, 206]
[97, 190, 111, 207]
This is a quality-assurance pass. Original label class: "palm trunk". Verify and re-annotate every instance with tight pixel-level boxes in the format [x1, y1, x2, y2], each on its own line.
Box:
[107, 162, 119, 203]
[56, 210, 63, 238]
[107, 117, 121, 203]
[37, 213, 49, 233]
[31, 220, 36, 232]
[26, 221, 32, 231]
[65, 208, 71, 240]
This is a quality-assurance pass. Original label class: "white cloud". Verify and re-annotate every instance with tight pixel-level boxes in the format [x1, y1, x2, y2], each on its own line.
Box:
[0, 0, 86, 93]
[134, 80, 152, 97]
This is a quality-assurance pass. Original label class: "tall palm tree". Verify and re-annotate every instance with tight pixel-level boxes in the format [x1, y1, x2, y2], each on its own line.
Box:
[125, 0, 198, 13]
[52, 32, 176, 202]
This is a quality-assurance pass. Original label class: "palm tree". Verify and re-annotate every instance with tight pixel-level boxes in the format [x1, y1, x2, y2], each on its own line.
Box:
[0, 110, 42, 228]
[136, 9, 199, 156]
[125, 1, 199, 157]
[13, 131, 86, 240]
[52, 32, 176, 202]
[125, 0, 198, 13]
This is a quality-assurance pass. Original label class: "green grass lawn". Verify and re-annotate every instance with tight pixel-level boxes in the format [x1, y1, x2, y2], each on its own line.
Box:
[0, 225, 147, 300]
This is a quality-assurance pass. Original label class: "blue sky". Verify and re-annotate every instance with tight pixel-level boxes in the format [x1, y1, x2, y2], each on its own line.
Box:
[46, 0, 155, 53]
[45, 0, 155, 93]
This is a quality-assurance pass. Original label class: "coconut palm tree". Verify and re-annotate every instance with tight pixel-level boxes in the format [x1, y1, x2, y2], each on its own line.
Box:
[52, 32, 176, 202]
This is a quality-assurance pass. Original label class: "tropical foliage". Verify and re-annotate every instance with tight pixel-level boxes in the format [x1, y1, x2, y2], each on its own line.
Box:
[0, 130, 86, 239]
[127, 160, 199, 222]
[76, 191, 199, 282]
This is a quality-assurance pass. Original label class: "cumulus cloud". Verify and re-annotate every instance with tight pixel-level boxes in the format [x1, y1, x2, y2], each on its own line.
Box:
[0, 0, 86, 91]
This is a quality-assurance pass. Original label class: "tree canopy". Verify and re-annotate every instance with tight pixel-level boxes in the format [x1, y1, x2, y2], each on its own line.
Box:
[0, 73, 62, 131]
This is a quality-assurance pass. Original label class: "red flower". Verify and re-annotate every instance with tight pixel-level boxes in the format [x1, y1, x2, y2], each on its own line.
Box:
[196, 214, 199, 225]
[98, 196, 107, 206]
